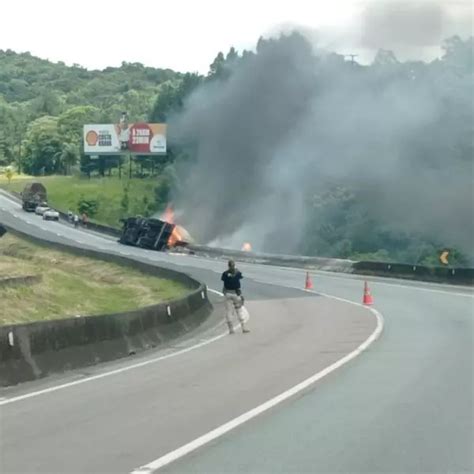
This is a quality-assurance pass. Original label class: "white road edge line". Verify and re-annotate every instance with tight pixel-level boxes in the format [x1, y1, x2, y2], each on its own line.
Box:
[129, 293, 384, 474]
[250, 276, 473, 301]
[3, 189, 470, 299]
[242, 265, 474, 298]
[0, 288, 230, 407]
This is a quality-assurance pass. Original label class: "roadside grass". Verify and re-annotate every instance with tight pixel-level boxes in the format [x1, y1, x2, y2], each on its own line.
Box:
[0, 174, 159, 227]
[0, 257, 36, 278]
[0, 233, 188, 326]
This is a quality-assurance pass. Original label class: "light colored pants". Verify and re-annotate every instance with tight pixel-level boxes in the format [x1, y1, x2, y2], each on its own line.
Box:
[224, 291, 245, 325]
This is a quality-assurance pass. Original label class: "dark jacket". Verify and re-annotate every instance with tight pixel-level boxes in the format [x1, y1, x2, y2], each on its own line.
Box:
[221, 270, 243, 292]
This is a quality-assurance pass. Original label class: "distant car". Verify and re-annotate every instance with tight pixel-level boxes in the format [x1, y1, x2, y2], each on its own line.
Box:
[43, 208, 60, 221]
[35, 203, 50, 216]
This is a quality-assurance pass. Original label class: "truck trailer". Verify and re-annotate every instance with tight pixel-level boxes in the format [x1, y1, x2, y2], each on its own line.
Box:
[22, 182, 47, 212]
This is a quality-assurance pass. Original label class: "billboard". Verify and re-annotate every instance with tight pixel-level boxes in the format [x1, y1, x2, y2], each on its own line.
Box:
[84, 123, 167, 155]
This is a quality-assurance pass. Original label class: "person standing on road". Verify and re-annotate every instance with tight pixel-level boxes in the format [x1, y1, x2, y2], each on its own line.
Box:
[221, 259, 250, 334]
[73, 214, 79, 228]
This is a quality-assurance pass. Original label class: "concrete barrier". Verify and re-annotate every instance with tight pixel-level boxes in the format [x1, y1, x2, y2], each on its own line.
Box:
[2, 188, 472, 285]
[189, 245, 474, 285]
[189, 245, 355, 273]
[352, 261, 474, 285]
[4, 226, 201, 289]
[0, 189, 122, 237]
[0, 228, 212, 387]
[56, 209, 122, 238]
[0, 289, 211, 386]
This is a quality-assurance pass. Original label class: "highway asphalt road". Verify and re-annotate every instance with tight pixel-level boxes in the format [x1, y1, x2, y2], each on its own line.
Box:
[0, 191, 472, 474]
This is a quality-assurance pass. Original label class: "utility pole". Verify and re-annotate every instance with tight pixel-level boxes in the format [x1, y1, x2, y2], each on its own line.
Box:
[18, 138, 22, 174]
[14, 123, 22, 174]
[345, 54, 359, 65]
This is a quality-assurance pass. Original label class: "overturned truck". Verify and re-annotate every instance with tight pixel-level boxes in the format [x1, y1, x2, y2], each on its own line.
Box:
[119, 217, 176, 251]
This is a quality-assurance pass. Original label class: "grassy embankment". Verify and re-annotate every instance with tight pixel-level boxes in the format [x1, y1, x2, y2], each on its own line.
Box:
[0, 233, 188, 326]
[0, 174, 158, 228]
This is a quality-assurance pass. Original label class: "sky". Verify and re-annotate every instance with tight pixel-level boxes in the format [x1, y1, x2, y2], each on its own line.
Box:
[0, 0, 471, 72]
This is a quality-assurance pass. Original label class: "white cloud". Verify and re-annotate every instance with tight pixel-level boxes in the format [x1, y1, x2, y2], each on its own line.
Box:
[1, 0, 471, 71]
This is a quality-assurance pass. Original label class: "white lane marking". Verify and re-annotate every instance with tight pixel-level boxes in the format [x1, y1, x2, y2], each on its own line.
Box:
[2, 193, 470, 298]
[130, 294, 384, 473]
[318, 273, 474, 298]
[0, 289, 253, 407]
[251, 277, 474, 302]
[0, 331, 225, 407]
[363, 279, 473, 298]
[207, 288, 222, 296]
[0, 190, 21, 204]
[246, 267, 474, 299]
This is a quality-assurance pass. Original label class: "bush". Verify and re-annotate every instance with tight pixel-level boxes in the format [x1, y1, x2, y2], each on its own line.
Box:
[154, 179, 171, 210]
[120, 190, 129, 213]
[77, 197, 99, 217]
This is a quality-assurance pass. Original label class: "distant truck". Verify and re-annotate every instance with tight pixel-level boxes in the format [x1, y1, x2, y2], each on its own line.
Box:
[21, 182, 47, 212]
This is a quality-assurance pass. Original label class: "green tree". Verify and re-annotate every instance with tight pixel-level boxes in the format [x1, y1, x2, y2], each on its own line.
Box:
[441, 35, 473, 72]
[5, 167, 13, 184]
[54, 143, 79, 175]
[208, 52, 225, 78]
[22, 116, 63, 175]
[141, 195, 155, 217]
[31, 89, 63, 116]
[58, 105, 101, 144]
[154, 179, 171, 210]
[120, 189, 129, 213]
[77, 197, 99, 217]
[149, 82, 177, 122]
[373, 49, 399, 66]
[0, 98, 26, 169]
[149, 73, 202, 122]
[226, 47, 238, 62]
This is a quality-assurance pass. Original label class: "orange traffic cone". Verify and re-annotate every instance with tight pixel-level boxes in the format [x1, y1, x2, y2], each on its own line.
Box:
[363, 281, 374, 305]
[305, 272, 313, 290]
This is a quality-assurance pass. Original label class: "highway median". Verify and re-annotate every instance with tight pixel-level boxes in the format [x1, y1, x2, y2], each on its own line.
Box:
[0, 230, 212, 387]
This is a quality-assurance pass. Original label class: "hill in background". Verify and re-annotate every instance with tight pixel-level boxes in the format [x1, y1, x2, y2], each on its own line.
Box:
[0, 49, 185, 172]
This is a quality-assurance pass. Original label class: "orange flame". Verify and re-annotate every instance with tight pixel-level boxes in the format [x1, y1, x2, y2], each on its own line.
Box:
[168, 227, 183, 247]
[162, 205, 175, 224]
[242, 242, 252, 252]
[163, 204, 182, 247]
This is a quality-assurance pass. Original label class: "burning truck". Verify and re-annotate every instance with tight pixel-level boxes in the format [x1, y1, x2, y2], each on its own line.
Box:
[118, 206, 192, 251]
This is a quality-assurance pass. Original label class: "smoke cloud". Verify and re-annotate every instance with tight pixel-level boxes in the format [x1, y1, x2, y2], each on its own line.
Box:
[169, 29, 473, 261]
